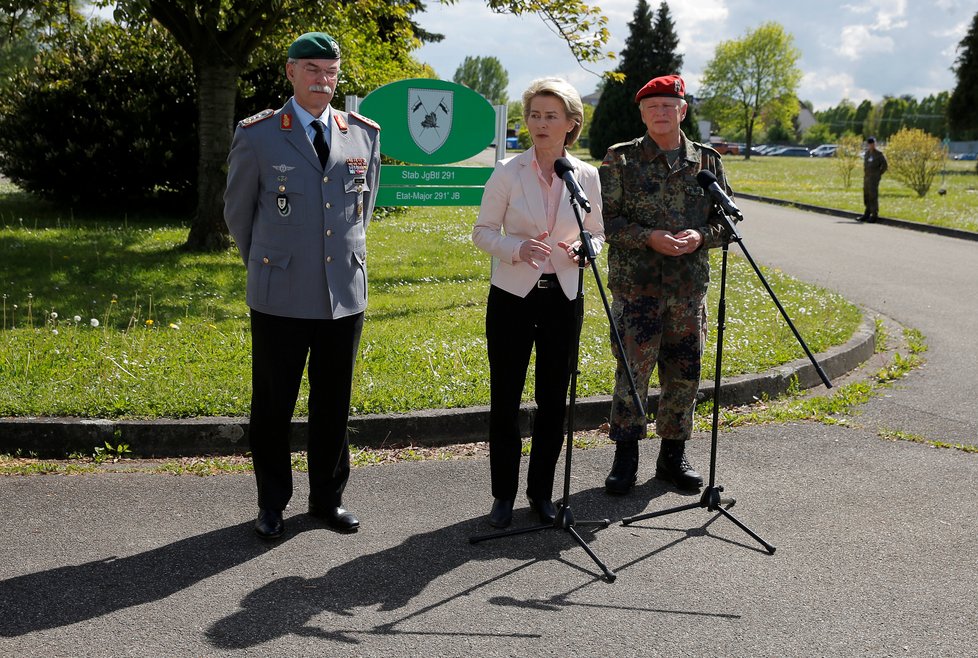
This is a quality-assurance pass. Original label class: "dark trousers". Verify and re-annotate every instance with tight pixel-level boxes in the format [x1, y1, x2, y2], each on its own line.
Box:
[485, 280, 576, 501]
[864, 175, 882, 217]
[249, 308, 364, 511]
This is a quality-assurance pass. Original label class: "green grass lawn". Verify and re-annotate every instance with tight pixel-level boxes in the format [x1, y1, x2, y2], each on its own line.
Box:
[0, 184, 861, 419]
[722, 155, 978, 233]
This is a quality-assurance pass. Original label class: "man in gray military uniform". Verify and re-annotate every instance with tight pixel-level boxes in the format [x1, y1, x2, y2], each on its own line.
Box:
[224, 32, 381, 540]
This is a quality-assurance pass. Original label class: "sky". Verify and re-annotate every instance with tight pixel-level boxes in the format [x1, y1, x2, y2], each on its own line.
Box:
[413, 0, 977, 110]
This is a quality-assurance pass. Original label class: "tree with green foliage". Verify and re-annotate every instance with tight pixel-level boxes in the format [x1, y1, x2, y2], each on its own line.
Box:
[948, 10, 978, 140]
[917, 92, 950, 138]
[885, 127, 945, 197]
[0, 1, 83, 86]
[101, 0, 613, 252]
[699, 22, 801, 159]
[834, 134, 863, 189]
[853, 99, 873, 137]
[817, 95, 950, 141]
[816, 98, 858, 136]
[506, 100, 523, 129]
[453, 55, 508, 105]
[589, 0, 684, 158]
[801, 122, 836, 148]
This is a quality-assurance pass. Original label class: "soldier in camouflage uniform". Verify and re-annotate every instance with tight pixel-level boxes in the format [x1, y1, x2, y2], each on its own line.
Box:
[860, 136, 888, 222]
[599, 74, 731, 495]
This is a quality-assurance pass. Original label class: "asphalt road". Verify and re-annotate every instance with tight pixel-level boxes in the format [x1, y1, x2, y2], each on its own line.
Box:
[1, 202, 976, 656]
[732, 198, 978, 444]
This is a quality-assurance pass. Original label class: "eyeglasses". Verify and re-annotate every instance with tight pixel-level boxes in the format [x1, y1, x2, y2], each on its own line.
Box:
[300, 64, 340, 79]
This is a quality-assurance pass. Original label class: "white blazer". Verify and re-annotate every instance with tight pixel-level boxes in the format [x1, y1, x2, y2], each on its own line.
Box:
[472, 148, 605, 300]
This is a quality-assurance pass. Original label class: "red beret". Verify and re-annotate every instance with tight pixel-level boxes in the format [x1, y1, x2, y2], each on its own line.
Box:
[635, 75, 685, 103]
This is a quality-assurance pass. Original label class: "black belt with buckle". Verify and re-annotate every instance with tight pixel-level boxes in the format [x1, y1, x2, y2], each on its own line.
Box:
[535, 275, 559, 289]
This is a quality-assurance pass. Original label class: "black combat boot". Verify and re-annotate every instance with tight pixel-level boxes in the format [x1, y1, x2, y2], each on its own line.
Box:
[654, 439, 703, 491]
[605, 440, 639, 495]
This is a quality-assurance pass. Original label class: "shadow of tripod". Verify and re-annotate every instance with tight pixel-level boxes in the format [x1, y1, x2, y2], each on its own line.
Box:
[623, 171, 834, 553]
[470, 158, 645, 583]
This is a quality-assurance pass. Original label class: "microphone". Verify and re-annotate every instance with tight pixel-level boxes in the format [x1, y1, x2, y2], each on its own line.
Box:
[696, 169, 743, 220]
[554, 157, 592, 213]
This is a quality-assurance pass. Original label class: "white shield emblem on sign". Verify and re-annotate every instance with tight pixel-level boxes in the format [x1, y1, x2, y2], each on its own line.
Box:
[408, 88, 453, 154]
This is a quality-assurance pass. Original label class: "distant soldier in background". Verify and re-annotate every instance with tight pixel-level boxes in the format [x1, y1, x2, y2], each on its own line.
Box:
[599, 74, 731, 496]
[860, 136, 888, 222]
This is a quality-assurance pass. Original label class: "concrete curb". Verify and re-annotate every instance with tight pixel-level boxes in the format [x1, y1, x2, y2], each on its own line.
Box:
[736, 192, 978, 242]
[0, 315, 877, 458]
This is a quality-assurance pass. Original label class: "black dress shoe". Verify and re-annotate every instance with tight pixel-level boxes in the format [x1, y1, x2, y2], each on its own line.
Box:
[527, 496, 557, 525]
[309, 503, 360, 533]
[489, 498, 514, 528]
[255, 508, 284, 540]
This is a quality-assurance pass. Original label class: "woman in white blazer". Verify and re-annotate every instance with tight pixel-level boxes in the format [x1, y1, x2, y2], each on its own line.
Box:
[472, 77, 605, 529]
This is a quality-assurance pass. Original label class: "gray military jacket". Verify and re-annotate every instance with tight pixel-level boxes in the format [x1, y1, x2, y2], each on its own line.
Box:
[224, 98, 381, 320]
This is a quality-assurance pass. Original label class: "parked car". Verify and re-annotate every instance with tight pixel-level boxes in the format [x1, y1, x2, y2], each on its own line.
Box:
[953, 152, 977, 161]
[710, 141, 739, 155]
[810, 144, 838, 157]
[769, 146, 812, 157]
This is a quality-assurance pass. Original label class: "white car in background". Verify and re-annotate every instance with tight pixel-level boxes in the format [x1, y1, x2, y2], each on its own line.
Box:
[810, 144, 838, 157]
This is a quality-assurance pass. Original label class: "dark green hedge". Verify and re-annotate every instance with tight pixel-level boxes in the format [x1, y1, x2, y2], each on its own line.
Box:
[0, 21, 197, 207]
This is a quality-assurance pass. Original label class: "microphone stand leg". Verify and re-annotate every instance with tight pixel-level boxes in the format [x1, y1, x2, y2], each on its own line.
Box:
[713, 506, 776, 554]
[621, 240, 776, 556]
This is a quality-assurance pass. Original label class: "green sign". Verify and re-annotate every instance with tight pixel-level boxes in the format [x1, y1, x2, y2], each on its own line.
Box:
[375, 186, 486, 206]
[380, 166, 492, 187]
[359, 78, 495, 165]
[377, 166, 493, 206]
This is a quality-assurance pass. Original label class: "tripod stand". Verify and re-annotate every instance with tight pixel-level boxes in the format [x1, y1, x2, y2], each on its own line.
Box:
[470, 193, 645, 584]
[621, 204, 832, 554]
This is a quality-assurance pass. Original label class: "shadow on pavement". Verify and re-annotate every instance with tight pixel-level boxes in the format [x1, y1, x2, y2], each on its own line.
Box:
[206, 484, 668, 649]
[0, 521, 281, 637]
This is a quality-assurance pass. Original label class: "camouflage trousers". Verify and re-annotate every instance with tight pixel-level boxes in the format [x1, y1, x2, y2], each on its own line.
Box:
[609, 292, 707, 443]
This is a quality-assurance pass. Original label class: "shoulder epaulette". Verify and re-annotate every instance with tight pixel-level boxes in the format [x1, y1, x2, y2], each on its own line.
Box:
[350, 111, 381, 131]
[609, 138, 642, 152]
[239, 109, 274, 128]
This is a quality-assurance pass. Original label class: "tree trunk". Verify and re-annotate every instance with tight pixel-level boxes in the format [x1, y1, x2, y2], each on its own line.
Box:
[745, 120, 754, 161]
[184, 60, 241, 252]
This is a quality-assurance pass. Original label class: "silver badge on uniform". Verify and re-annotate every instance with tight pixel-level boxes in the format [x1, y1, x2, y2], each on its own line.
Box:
[272, 164, 295, 173]
[276, 194, 291, 217]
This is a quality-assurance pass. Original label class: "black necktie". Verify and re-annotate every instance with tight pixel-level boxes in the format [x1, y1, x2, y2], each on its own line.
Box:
[311, 120, 329, 169]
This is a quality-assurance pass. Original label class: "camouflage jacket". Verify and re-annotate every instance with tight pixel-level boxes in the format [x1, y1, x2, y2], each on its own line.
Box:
[599, 132, 731, 298]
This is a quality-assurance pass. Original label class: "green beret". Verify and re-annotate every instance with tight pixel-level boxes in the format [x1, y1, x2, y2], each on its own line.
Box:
[288, 32, 341, 60]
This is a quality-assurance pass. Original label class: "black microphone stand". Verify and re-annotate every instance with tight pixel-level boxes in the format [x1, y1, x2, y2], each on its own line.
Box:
[470, 194, 645, 583]
[621, 204, 833, 554]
